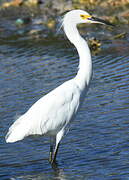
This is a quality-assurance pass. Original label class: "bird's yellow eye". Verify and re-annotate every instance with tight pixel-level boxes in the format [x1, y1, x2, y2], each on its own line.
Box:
[80, 14, 91, 20]
[80, 15, 85, 19]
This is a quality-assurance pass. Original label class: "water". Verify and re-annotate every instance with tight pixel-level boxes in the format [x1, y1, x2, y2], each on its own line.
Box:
[0, 29, 129, 180]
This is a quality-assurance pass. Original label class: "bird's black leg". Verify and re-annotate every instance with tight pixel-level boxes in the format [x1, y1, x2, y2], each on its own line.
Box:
[49, 137, 54, 163]
[49, 144, 53, 162]
[52, 142, 60, 163]
[51, 129, 64, 164]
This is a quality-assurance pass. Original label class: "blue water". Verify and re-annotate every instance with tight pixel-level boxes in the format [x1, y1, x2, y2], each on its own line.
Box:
[0, 34, 129, 179]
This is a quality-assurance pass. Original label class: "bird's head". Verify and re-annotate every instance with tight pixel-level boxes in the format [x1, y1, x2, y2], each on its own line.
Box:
[63, 9, 113, 26]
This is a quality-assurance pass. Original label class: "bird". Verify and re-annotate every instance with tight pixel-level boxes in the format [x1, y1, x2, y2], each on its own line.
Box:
[5, 10, 112, 164]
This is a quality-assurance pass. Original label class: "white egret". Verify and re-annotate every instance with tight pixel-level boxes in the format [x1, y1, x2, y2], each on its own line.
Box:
[5, 10, 112, 164]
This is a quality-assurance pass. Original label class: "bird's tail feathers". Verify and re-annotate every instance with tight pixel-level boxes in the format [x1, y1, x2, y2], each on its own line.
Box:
[5, 115, 30, 143]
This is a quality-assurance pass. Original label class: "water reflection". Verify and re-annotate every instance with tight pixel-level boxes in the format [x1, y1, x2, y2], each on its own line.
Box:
[52, 162, 67, 180]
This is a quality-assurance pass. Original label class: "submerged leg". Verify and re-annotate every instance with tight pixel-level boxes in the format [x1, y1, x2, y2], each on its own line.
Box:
[52, 129, 64, 164]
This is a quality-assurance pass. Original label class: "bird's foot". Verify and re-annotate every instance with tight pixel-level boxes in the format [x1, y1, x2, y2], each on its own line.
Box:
[51, 159, 59, 170]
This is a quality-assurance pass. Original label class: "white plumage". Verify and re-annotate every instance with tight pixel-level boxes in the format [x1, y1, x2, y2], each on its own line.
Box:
[5, 9, 111, 163]
[6, 80, 80, 141]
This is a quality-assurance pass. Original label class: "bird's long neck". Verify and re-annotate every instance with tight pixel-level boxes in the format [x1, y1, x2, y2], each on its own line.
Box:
[64, 22, 92, 91]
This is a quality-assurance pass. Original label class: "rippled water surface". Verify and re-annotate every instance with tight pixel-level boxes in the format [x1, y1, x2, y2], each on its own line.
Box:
[0, 30, 129, 180]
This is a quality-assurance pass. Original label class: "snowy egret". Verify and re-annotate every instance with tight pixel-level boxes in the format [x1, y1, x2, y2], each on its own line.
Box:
[5, 10, 112, 164]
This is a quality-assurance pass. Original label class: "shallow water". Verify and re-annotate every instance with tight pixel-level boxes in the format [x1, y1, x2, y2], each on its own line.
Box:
[0, 28, 129, 180]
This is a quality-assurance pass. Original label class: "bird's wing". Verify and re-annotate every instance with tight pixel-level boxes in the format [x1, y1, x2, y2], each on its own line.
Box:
[5, 79, 81, 142]
[26, 79, 81, 135]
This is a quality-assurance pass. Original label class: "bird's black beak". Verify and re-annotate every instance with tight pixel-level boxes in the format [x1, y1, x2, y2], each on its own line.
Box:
[88, 16, 114, 26]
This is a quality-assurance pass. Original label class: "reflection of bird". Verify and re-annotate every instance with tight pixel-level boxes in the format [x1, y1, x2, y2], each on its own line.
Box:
[5, 10, 112, 164]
